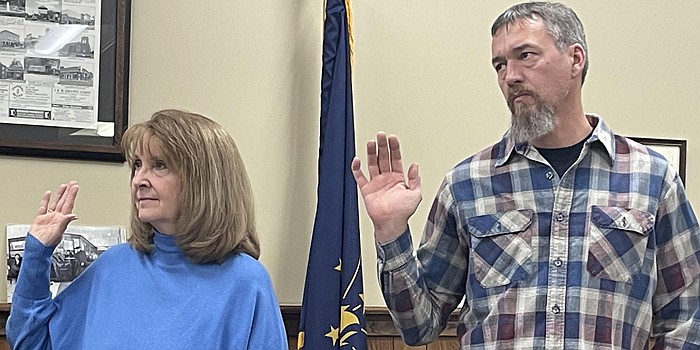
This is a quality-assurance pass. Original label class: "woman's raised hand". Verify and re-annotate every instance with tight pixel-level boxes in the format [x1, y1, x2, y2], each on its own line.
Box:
[29, 181, 80, 246]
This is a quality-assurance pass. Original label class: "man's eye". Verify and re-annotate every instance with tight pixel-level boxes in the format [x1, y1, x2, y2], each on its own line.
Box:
[521, 52, 533, 59]
[494, 63, 505, 72]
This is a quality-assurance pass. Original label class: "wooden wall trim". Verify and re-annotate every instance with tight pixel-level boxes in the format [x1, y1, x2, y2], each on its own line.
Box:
[0, 303, 459, 341]
[0, 303, 9, 339]
[1, 303, 460, 349]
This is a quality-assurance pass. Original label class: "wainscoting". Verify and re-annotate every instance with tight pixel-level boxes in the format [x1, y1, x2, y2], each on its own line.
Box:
[0, 303, 10, 350]
[281, 306, 460, 350]
[0, 303, 460, 349]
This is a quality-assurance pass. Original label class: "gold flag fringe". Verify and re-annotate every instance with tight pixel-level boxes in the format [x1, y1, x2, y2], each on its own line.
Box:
[345, 0, 354, 72]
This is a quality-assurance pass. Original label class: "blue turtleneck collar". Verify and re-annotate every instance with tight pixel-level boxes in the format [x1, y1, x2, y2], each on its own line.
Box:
[151, 231, 188, 267]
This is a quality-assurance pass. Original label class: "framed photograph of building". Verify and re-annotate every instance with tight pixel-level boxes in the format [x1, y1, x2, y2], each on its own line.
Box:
[630, 137, 687, 185]
[0, 0, 131, 162]
[6, 224, 126, 301]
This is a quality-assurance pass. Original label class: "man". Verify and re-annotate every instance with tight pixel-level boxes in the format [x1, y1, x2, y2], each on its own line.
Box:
[351, 2, 700, 349]
[73, 246, 89, 276]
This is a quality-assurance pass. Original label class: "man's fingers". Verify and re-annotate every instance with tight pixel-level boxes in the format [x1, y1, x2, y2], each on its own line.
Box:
[407, 163, 421, 191]
[388, 135, 403, 174]
[376, 132, 390, 174]
[366, 140, 379, 178]
[365, 132, 406, 179]
[351, 157, 369, 188]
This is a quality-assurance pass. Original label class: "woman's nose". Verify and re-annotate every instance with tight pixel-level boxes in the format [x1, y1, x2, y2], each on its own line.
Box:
[132, 169, 150, 187]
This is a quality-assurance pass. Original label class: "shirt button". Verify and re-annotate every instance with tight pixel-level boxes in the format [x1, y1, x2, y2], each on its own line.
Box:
[555, 212, 565, 222]
[546, 171, 554, 180]
[553, 258, 563, 267]
[552, 305, 561, 314]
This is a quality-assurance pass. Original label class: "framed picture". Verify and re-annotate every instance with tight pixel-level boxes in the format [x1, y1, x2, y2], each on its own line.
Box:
[630, 137, 687, 184]
[0, 0, 131, 162]
[6, 224, 126, 302]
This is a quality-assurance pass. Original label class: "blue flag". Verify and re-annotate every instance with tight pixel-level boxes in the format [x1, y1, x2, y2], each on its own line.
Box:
[297, 0, 367, 349]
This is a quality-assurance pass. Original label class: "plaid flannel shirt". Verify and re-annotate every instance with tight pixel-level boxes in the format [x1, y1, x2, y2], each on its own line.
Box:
[377, 115, 700, 349]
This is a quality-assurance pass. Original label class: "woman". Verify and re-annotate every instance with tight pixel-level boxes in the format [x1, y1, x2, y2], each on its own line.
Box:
[7, 110, 288, 349]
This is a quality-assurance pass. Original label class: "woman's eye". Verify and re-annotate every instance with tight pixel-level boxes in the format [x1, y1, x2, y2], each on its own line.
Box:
[133, 159, 142, 169]
[154, 161, 167, 170]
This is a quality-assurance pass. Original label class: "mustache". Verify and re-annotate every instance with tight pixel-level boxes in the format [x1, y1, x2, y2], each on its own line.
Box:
[507, 87, 538, 111]
[507, 87, 537, 101]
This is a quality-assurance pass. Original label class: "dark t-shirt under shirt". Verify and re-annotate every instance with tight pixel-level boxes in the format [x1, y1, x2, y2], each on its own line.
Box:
[536, 134, 590, 177]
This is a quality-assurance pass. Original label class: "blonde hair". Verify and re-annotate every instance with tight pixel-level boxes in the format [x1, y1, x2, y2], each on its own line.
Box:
[122, 109, 260, 263]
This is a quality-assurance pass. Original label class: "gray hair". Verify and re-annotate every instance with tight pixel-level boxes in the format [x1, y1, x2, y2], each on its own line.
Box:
[491, 2, 588, 85]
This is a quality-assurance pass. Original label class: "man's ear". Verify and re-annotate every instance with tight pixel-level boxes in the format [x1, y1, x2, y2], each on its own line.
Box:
[570, 43, 586, 79]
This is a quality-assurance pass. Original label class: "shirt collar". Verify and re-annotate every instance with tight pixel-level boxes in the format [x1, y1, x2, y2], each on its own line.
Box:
[495, 114, 616, 167]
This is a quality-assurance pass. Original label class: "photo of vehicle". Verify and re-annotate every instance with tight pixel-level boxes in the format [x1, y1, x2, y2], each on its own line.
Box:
[6, 224, 126, 301]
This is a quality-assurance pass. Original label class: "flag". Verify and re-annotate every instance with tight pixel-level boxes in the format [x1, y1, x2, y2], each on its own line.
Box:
[297, 0, 367, 349]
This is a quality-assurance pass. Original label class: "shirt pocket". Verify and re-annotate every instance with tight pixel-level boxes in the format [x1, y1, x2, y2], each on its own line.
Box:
[467, 209, 535, 288]
[587, 206, 655, 283]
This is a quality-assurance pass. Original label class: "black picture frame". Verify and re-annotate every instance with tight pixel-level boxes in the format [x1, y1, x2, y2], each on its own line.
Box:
[0, 0, 131, 162]
[630, 137, 687, 185]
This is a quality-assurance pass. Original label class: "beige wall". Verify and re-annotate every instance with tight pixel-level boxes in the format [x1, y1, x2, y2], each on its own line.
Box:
[1, 1, 699, 308]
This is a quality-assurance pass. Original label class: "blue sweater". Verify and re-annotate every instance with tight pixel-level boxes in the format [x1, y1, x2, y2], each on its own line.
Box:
[7, 233, 288, 349]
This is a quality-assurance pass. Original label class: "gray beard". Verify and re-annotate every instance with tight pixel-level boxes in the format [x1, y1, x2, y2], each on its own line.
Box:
[510, 99, 556, 143]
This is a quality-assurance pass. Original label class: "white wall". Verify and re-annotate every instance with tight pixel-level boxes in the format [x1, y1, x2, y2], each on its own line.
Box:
[1, 1, 699, 307]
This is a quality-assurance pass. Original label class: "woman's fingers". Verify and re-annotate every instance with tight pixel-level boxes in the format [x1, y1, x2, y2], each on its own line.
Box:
[47, 183, 67, 212]
[62, 183, 79, 214]
[55, 181, 78, 213]
[37, 190, 51, 216]
[36, 181, 79, 216]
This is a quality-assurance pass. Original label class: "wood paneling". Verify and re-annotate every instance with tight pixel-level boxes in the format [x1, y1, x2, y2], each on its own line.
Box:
[392, 337, 426, 350]
[282, 306, 460, 350]
[369, 337, 398, 350]
[0, 303, 460, 349]
[0, 303, 10, 349]
[426, 338, 460, 350]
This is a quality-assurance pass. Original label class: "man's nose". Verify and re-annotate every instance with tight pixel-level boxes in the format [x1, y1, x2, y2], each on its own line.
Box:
[504, 61, 524, 86]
